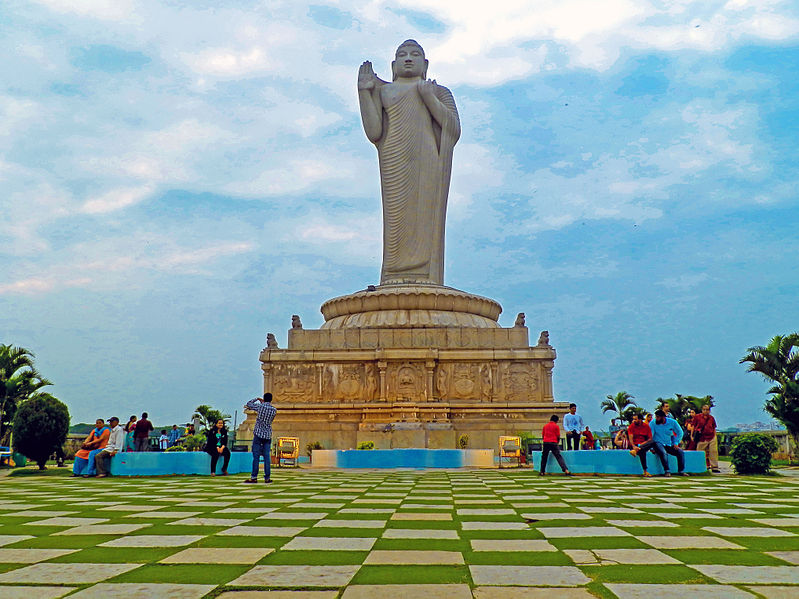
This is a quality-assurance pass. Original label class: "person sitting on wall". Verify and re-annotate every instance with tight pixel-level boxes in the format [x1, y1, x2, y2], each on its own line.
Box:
[630, 409, 686, 476]
[627, 412, 653, 476]
[206, 419, 230, 476]
[581, 426, 595, 450]
[72, 419, 110, 477]
[95, 417, 125, 478]
[614, 426, 630, 449]
[540, 415, 571, 476]
[563, 403, 583, 450]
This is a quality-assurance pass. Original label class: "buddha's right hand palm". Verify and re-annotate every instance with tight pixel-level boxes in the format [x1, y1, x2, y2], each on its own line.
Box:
[358, 61, 376, 90]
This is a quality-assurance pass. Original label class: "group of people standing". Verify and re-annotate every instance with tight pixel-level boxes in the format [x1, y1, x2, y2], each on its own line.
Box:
[539, 402, 719, 476]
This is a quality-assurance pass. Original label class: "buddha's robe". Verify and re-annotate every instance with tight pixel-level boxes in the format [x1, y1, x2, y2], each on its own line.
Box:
[375, 82, 459, 285]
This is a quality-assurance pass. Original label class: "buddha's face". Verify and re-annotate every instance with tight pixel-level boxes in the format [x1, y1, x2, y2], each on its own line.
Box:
[393, 44, 427, 79]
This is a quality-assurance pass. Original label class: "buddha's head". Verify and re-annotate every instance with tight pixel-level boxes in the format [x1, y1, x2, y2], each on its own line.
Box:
[392, 39, 428, 80]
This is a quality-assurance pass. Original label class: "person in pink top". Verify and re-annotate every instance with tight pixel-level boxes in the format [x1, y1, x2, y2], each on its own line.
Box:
[540, 415, 571, 476]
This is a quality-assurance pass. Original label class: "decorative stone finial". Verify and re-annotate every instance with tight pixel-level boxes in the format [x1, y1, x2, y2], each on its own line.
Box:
[514, 312, 526, 327]
[266, 333, 278, 349]
[291, 315, 302, 329]
[537, 330, 550, 346]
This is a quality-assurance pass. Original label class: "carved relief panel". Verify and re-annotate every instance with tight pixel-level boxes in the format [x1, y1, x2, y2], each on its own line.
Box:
[501, 361, 538, 402]
[388, 361, 425, 401]
[272, 364, 315, 401]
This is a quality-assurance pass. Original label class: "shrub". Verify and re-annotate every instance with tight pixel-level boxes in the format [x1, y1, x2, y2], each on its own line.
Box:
[457, 434, 469, 449]
[730, 433, 779, 474]
[165, 444, 186, 452]
[356, 441, 375, 450]
[306, 441, 323, 457]
[183, 434, 205, 451]
[12, 395, 70, 470]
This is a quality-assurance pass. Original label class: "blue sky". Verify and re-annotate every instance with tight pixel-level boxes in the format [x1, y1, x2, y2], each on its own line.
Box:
[1, 0, 797, 431]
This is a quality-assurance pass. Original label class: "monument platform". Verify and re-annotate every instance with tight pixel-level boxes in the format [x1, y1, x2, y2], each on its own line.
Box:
[239, 284, 568, 453]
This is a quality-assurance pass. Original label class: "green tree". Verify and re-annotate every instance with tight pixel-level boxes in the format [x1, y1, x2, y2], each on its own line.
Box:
[601, 391, 638, 425]
[12, 394, 70, 469]
[192, 404, 231, 431]
[740, 333, 799, 455]
[655, 394, 714, 427]
[0, 345, 53, 445]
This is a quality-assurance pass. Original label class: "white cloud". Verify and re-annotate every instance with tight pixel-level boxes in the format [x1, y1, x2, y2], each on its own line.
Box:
[28, 0, 139, 22]
[81, 185, 153, 214]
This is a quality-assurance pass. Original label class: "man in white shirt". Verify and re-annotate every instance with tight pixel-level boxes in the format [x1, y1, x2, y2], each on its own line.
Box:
[95, 417, 125, 478]
[563, 403, 584, 450]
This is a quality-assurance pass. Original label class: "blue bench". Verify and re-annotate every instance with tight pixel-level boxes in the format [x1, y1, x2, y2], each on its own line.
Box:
[530, 449, 707, 475]
[109, 452, 254, 476]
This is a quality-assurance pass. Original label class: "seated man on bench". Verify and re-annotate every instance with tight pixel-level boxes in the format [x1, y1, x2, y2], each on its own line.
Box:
[95, 417, 125, 478]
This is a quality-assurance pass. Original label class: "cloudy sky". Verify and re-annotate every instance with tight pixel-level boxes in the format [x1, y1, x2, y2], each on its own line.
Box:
[2, 0, 797, 431]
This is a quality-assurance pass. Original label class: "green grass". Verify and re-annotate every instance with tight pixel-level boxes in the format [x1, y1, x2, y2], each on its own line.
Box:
[580, 564, 712, 584]
[106, 563, 250, 584]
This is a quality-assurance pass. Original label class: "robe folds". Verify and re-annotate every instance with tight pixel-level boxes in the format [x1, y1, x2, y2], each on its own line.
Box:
[375, 82, 459, 285]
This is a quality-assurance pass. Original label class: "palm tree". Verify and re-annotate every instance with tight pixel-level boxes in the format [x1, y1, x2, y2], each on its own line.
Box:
[740, 333, 799, 454]
[601, 391, 638, 424]
[0, 345, 53, 445]
[657, 394, 715, 427]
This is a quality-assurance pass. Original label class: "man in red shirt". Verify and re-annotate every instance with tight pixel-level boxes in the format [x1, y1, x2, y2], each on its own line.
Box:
[627, 413, 653, 476]
[692, 404, 719, 472]
[540, 415, 571, 475]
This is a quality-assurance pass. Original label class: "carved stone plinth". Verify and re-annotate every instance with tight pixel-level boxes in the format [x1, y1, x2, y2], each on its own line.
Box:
[238, 285, 568, 453]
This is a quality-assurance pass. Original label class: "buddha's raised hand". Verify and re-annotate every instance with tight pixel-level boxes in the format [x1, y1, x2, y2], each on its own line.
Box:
[358, 61, 377, 90]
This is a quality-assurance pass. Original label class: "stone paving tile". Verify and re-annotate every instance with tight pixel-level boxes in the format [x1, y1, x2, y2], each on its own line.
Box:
[100, 535, 204, 547]
[752, 518, 799, 527]
[0, 548, 77, 563]
[520, 512, 591, 520]
[578, 507, 643, 513]
[98, 504, 163, 512]
[26, 516, 109, 526]
[564, 548, 681, 565]
[702, 526, 795, 537]
[473, 588, 596, 599]
[215, 507, 279, 514]
[218, 526, 306, 537]
[470, 565, 591, 586]
[382, 528, 459, 539]
[160, 547, 274, 563]
[167, 517, 250, 527]
[0, 562, 141, 584]
[691, 564, 799, 584]
[313, 519, 386, 528]
[456, 508, 516, 516]
[606, 519, 678, 528]
[123, 511, 202, 519]
[338, 508, 395, 515]
[604, 584, 756, 599]
[364, 550, 464, 564]
[66, 583, 215, 599]
[391, 512, 452, 520]
[55, 523, 151, 535]
[288, 502, 346, 509]
[0, 586, 76, 599]
[538, 526, 631, 538]
[637, 535, 744, 549]
[660, 513, 722, 519]
[461, 521, 529, 530]
[766, 551, 799, 565]
[229, 565, 361, 587]
[746, 586, 799, 599]
[0, 536, 33, 546]
[4, 510, 76, 517]
[470, 539, 557, 552]
[217, 592, 339, 599]
[259, 512, 330, 520]
[280, 537, 377, 551]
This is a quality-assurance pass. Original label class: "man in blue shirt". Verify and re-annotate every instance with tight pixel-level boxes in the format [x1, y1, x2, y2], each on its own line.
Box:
[167, 425, 181, 448]
[630, 409, 685, 476]
[244, 392, 277, 483]
[563, 403, 583, 450]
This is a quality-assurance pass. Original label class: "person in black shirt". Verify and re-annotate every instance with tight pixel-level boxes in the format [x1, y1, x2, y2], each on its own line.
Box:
[205, 419, 230, 476]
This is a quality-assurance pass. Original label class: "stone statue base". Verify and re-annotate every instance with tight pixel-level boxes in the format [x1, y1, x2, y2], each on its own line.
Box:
[237, 285, 568, 453]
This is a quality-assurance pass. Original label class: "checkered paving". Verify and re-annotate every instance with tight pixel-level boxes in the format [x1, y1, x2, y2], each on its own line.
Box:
[1, 470, 798, 598]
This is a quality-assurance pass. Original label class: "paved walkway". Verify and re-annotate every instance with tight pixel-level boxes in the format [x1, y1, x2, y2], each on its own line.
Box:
[0, 469, 797, 598]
